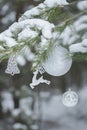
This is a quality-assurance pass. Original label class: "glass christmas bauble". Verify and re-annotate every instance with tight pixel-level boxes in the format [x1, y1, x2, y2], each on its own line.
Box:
[43, 45, 72, 76]
[62, 89, 78, 107]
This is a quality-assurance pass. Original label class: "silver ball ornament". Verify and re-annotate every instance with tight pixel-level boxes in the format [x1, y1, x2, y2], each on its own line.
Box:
[62, 89, 78, 107]
[43, 45, 72, 76]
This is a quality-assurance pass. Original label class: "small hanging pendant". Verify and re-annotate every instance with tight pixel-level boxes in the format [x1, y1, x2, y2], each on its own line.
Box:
[5, 55, 20, 76]
[62, 89, 78, 107]
[38, 66, 45, 74]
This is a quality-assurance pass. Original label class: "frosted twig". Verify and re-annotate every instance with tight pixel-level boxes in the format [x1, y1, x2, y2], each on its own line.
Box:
[30, 70, 50, 89]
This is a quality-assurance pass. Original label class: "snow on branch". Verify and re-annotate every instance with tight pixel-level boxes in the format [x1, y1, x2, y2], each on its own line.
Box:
[19, 0, 68, 21]
[0, 19, 54, 47]
[69, 39, 87, 53]
[0, 0, 87, 88]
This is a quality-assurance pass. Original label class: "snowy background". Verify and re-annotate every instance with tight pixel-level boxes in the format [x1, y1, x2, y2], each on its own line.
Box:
[0, 0, 87, 130]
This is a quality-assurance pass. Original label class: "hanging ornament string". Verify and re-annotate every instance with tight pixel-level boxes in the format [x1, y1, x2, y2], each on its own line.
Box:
[62, 88, 78, 107]
[5, 54, 20, 76]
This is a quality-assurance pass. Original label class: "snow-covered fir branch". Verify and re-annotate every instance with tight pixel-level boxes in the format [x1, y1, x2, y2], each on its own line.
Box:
[19, 0, 69, 21]
[0, 0, 87, 88]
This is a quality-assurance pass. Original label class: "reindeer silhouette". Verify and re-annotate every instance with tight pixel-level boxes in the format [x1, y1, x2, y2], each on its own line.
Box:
[30, 70, 50, 89]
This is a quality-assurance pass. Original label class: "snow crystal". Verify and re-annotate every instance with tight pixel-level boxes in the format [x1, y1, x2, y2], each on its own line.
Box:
[0, 29, 18, 47]
[9, 22, 21, 34]
[0, 33, 18, 47]
[1, 29, 13, 37]
[68, 35, 80, 45]
[75, 23, 87, 32]
[19, 0, 68, 21]
[82, 32, 87, 39]
[3, 37, 18, 47]
[74, 15, 87, 28]
[38, 3, 46, 9]
[11, 19, 54, 40]
[70, 43, 87, 53]
[60, 26, 72, 45]
[0, 18, 54, 50]
[42, 22, 54, 39]
[60, 15, 87, 46]
[44, 0, 69, 8]
[18, 28, 38, 42]
[22, 7, 40, 19]
[19, 4, 44, 21]
[82, 39, 87, 46]
[40, 36, 49, 48]
[69, 39, 87, 53]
